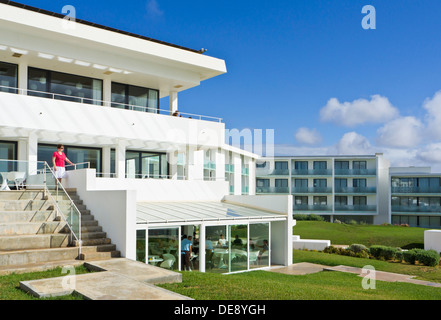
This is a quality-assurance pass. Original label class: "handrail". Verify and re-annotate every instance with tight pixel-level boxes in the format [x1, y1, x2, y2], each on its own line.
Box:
[0, 84, 223, 122]
[43, 163, 82, 256]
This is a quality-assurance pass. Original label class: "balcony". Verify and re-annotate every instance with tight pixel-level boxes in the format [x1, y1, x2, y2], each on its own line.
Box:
[334, 205, 377, 212]
[292, 187, 332, 194]
[334, 169, 377, 176]
[391, 187, 441, 194]
[0, 85, 223, 123]
[241, 186, 249, 194]
[392, 205, 441, 213]
[292, 169, 332, 176]
[334, 187, 377, 194]
[241, 167, 249, 176]
[256, 186, 290, 194]
[293, 204, 332, 212]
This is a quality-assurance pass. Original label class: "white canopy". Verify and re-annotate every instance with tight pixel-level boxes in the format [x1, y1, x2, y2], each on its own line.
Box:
[136, 201, 287, 225]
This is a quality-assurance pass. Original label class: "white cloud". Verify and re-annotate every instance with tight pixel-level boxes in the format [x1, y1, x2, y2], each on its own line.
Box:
[417, 143, 441, 164]
[146, 0, 163, 18]
[376, 116, 424, 148]
[320, 95, 399, 127]
[295, 127, 322, 145]
[333, 132, 374, 155]
[424, 91, 441, 140]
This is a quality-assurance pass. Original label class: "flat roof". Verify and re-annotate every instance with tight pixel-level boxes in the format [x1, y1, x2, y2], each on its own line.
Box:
[136, 201, 287, 225]
[0, 0, 201, 54]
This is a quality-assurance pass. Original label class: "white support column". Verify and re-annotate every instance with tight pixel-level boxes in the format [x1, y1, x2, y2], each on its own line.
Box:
[169, 151, 178, 180]
[102, 146, 111, 177]
[115, 141, 126, 179]
[27, 133, 38, 175]
[199, 224, 206, 273]
[103, 77, 112, 107]
[248, 158, 256, 195]
[233, 153, 242, 195]
[215, 148, 225, 181]
[18, 61, 28, 93]
[169, 91, 178, 115]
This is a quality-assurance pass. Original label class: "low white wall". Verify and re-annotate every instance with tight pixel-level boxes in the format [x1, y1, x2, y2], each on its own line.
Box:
[424, 230, 441, 253]
[292, 235, 331, 251]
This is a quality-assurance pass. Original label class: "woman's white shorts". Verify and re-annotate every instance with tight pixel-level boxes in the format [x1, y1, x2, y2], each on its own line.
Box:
[54, 166, 66, 179]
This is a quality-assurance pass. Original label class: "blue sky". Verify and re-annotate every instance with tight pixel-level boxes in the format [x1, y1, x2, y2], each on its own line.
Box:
[17, 0, 441, 169]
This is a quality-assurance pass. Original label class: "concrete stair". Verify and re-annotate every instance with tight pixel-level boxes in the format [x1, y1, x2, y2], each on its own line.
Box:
[0, 188, 120, 273]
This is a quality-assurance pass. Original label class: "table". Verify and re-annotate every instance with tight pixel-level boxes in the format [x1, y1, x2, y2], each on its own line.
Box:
[148, 255, 164, 266]
[213, 248, 228, 269]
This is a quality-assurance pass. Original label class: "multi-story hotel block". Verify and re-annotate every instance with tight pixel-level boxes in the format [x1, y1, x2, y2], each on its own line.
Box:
[256, 154, 390, 225]
[390, 167, 441, 228]
[0, 1, 293, 274]
[256, 155, 441, 229]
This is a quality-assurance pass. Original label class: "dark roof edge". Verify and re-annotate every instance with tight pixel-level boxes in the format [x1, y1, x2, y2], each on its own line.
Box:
[0, 0, 202, 54]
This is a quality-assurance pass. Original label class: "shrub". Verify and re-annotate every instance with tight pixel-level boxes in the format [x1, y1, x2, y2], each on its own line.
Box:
[403, 249, 418, 264]
[293, 214, 309, 221]
[355, 251, 370, 259]
[347, 220, 358, 225]
[324, 246, 337, 254]
[415, 250, 440, 267]
[308, 214, 324, 221]
[395, 251, 404, 262]
[348, 244, 368, 253]
[334, 219, 342, 224]
[369, 245, 399, 261]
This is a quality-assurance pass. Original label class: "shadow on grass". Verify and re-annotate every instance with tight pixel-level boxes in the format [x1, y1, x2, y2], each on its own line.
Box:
[401, 243, 424, 250]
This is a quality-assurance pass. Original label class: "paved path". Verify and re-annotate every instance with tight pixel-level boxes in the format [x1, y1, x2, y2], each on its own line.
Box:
[20, 258, 192, 300]
[269, 263, 441, 288]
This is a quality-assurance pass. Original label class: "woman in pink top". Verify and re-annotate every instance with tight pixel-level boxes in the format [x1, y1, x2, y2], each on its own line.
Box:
[52, 144, 74, 182]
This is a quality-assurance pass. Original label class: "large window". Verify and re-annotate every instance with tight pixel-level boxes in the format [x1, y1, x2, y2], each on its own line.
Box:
[28, 67, 103, 105]
[111, 82, 159, 113]
[335, 161, 349, 169]
[38, 144, 102, 172]
[0, 62, 17, 93]
[126, 151, 168, 179]
[147, 228, 179, 270]
[0, 141, 17, 183]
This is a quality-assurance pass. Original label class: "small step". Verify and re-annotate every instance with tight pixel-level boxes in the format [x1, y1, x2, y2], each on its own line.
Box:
[81, 220, 98, 227]
[75, 238, 111, 246]
[81, 232, 107, 240]
[0, 200, 51, 212]
[81, 225, 102, 233]
[81, 250, 121, 261]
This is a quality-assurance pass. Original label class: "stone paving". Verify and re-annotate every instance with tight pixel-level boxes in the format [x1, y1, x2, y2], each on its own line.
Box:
[269, 263, 441, 288]
[19, 258, 192, 300]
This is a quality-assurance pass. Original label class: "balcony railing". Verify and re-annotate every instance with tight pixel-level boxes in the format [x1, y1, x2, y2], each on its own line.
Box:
[391, 187, 441, 194]
[292, 169, 332, 176]
[293, 204, 332, 212]
[334, 187, 377, 194]
[0, 85, 223, 122]
[241, 167, 249, 175]
[292, 187, 332, 194]
[256, 186, 290, 194]
[334, 169, 377, 176]
[255, 169, 289, 176]
[225, 164, 235, 173]
[242, 186, 249, 194]
[204, 161, 216, 170]
[334, 205, 377, 212]
[392, 205, 441, 213]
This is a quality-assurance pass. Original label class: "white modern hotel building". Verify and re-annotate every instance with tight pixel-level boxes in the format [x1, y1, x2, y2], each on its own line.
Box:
[0, 1, 293, 274]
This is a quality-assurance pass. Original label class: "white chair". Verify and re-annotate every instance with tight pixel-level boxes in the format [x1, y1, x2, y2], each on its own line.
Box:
[249, 250, 260, 266]
[7, 172, 26, 190]
[0, 172, 9, 191]
[160, 253, 176, 269]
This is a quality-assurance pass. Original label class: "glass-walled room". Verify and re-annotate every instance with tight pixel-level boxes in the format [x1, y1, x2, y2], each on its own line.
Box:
[111, 82, 159, 113]
[205, 222, 270, 274]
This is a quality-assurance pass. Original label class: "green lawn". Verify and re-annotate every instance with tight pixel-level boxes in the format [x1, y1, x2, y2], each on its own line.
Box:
[293, 221, 427, 248]
[159, 269, 441, 300]
[0, 266, 90, 300]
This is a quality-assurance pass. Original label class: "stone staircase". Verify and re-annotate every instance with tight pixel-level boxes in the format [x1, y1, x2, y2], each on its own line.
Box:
[0, 189, 120, 274]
